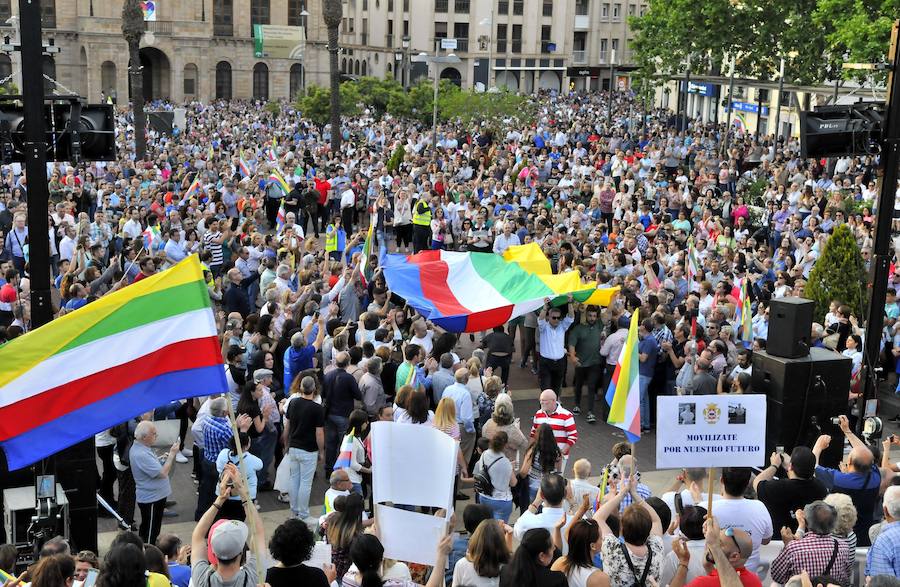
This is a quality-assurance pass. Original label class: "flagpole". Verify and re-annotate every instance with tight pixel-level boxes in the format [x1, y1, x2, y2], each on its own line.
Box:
[707, 467, 715, 516]
[224, 400, 265, 587]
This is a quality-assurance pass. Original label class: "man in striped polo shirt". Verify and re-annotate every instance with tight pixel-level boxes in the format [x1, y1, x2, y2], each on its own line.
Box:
[530, 389, 578, 471]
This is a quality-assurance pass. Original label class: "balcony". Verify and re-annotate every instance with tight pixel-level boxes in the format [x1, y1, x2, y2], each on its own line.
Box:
[511, 40, 522, 53]
[599, 50, 607, 63]
[144, 20, 174, 35]
[432, 37, 468, 51]
[573, 50, 586, 63]
[496, 39, 507, 52]
[574, 14, 589, 29]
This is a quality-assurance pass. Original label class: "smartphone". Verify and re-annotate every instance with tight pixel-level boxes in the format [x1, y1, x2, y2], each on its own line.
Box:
[83, 568, 99, 587]
[674, 492, 684, 516]
[776, 446, 784, 455]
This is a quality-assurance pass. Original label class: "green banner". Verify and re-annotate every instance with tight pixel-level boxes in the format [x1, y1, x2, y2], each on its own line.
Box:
[253, 25, 305, 59]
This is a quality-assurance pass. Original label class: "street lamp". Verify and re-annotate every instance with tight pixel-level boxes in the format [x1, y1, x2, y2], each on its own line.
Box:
[479, 8, 493, 90]
[411, 51, 461, 162]
[401, 35, 410, 89]
[607, 49, 617, 126]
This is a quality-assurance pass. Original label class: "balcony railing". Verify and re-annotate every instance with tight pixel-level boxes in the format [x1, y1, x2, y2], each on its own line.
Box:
[496, 39, 507, 52]
[573, 50, 586, 63]
[432, 37, 468, 51]
[214, 22, 234, 36]
[361, 32, 368, 45]
[511, 40, 522, 53]
[144, 20, 174, 35]
[386, 33, 394, 47]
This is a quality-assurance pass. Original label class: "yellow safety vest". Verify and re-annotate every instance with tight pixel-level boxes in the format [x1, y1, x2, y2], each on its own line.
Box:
[412, 199, 432, 226]
[325, 226, 337, 252]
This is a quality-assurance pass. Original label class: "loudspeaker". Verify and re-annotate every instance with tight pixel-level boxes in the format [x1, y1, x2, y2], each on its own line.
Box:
[148, 111, 174, 135]
[50, 439, 98, 553]
[800, 103, 884, 159]
[767, 297, 814, 358]
[752, 348, 851, 468]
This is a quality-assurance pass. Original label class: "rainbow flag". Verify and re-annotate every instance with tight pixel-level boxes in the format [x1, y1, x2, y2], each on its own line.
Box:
[686, 237, 699, 285]
[0, 256, 227, 470]
[605, 311, 641, 442]
[142, 225, 163, 251]
[275, 202, 286, 232]
[184, 176, 202, 201]
[238, 150, 252, 178]
[739, 279, 752, 347]
[269, 168, 290, 195]
[333, 428, 355, 471]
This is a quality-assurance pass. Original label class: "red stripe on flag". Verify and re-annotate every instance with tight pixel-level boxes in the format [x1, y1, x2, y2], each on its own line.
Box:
[0, 337, 222, 441]
[465, 306, 514, 333]
[407, 253, 469, 317]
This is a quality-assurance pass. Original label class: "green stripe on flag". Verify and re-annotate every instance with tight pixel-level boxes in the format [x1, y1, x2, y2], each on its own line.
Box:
[468, 253, 555, 301]
[57, 280, 211, 354]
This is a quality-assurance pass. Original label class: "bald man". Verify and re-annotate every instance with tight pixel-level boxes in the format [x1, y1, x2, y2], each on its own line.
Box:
[531, 389, 578, 471]
[812, 415, 881, 546]
[669, 517, 759, 587]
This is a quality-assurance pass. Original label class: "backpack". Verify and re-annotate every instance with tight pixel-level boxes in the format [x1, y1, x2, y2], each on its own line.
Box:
[473, 455, 503, 497]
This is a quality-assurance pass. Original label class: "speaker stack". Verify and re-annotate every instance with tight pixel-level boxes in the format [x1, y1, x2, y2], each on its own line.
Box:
[751, 297, 850, 468]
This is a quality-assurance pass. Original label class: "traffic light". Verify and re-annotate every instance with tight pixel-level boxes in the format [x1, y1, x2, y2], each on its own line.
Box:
[0, 102, 116, 163]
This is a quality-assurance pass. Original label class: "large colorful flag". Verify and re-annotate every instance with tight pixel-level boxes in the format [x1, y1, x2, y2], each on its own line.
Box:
[333, 428, 356, 471]
[605, 311, 641, 442]
[275, 202, 286, 233]
[184, 176, 202, 201]
[238, 150, 253, 179]
[269, 168, 290, 195]
[142, 224, 163, 251]
[0, 256, 227, 470]
[382, 248, 598, 333]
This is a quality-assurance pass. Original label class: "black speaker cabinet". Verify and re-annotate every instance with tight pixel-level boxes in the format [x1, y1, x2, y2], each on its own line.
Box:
[50, 439, 98, 553]
[768, 297, 815, 358]
[752, 347, 850, 468]
[147, 111, 175, 135]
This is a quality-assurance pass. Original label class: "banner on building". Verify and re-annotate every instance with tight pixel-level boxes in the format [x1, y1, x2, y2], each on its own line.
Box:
[253, 25, 306, 59]
[141, 0, 157, 21]
[655, 394, 767, 469]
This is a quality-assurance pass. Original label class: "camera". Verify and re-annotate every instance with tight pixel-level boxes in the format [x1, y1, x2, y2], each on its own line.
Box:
[830, 417, 841, 426]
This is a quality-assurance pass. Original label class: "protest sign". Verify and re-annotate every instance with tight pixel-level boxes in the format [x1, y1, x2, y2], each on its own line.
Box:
[656, 394, 766, 469]
[370, 421, 456, 565]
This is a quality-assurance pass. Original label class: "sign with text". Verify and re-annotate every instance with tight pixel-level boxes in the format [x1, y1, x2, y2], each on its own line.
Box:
[655, 394, 766, 469]
[441, 38, 458, 51]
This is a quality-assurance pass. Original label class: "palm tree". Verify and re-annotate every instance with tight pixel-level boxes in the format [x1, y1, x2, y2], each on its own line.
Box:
[122, 0, 147, 160]
[322, 0, 342, 152]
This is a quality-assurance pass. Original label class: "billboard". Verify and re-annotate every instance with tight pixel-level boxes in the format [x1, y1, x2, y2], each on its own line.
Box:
[253, 25, 306, 59]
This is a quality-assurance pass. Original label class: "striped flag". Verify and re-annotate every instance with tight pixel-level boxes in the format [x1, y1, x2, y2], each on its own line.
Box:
[269, 168, 290, 195]
[686, 237, 699, 285]
[142, 225, 163, 251]
[275, 202, 286, 233]
[0, 256, 227, 470]
[238, 150, 253, 178]
[739, 280, 752, 347]
[184, 176, 202, 201]
[359, 219, 376, 286]
[605, 311, 642, 442]
[333, 428, 355, 471]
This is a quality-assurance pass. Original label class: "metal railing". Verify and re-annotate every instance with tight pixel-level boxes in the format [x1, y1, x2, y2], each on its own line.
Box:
[573, 50, 586, 63]
[214, 22, 234, 36]
[144, 20, 174, 35]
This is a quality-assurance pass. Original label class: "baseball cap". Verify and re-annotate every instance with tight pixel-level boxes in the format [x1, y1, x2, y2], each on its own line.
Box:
[210, 519, 249, 561]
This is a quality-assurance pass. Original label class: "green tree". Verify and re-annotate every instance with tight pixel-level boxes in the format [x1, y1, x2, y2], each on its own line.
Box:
[296, 83, 361, 126]
[354, 76, 407, 117]
[805, 224, 867, 323]
[441, 89, 536, 133]
[386, 143, 406, 173]
[122, 0, 146, 160]
[812, 0, 900, 82]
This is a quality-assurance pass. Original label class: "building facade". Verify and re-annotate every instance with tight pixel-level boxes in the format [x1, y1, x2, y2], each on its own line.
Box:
[0, 0, 645, 103]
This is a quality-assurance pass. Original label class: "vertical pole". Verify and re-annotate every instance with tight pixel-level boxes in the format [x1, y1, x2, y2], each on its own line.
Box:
[707, 468, 715, 514]
[682, 53, 692, 132]
[607, 49, 616, 126]
[19, 0, 51, 329]
[861, 20, 900, 432]
[487, 3, 493, 89]
[432, 60, 439, 163]
[773, 56, 785, 142]
[723, 56, 736, 159]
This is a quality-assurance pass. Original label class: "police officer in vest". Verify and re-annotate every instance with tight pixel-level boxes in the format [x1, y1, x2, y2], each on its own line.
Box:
[412, 192, 433, 253]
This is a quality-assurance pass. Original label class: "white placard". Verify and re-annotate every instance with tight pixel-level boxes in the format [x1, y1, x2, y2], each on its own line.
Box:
[370, 421, 456, 510]
[441, 38, 458, 50]
[655, 394, 767, 469]
[375, 504, 450, 566]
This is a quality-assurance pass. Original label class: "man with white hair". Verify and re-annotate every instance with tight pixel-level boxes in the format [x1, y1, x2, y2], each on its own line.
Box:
[530, 389, 577, 470]
[130, 420, 180, 546]
[866, 484, 900, 578]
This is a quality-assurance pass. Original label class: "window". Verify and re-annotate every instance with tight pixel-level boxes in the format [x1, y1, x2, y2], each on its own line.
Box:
[498, 0, 509, 14]
[288, 0, 306, 26]
[575, 0, 589, 15]
[0, 1, 10, 23]
[453, 22, 468, 43]
[611, 37, 619, 61]
[363, 0, 367, 9]
[511, 24, 522, 53]
[215, 61, 232, 99]
[628, 3, 635, 15]
[434, 22, 447, 38]
[290, 63, 304, 98]
[455, 0, 469, 13]
[184, 77, 196, 95]
[41, 0, 56, 27]
[362, 18, 368, 44]
[404, 0, 409, 10]
[251, 0, 270, 36]
[214, 0, 233, 36]
[403, 20, 409, 35]
[388, 0, 394, 10]
[601, 3, 609, 17]
[513, 0, 523, 14]
[757, 88, 769, 102]
[612, 3, 620, 19]
[496, 23, 507, 52]
[600, 38, 607, 62]
[542, 0, 552, 16]
[540, 25, 551, 52]
[252, 62, 269, 100]
[435, 0, 448, 12]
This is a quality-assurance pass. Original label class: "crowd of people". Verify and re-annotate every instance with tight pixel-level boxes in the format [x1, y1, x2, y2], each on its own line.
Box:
[1, 87, 900, 587]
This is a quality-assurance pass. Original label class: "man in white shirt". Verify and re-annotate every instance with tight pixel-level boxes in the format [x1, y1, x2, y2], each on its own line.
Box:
[711, 467, 772, 573]
[492, 222, 521, 255]
[514, 474, 573, 554]
[58, 224, 77, 262]
[122, 207, 144, 240]
[163, 229, 187, 266]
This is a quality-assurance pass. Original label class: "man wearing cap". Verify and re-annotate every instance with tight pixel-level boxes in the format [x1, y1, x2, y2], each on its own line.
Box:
[191, 464, 266, 587]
